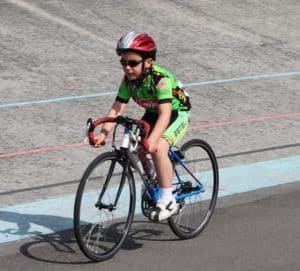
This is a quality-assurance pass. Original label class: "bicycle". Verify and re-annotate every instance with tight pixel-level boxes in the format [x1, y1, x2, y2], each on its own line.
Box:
[74, 115, 219, 261]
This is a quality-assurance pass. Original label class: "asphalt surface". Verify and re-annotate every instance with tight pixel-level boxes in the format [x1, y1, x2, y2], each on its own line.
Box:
[0, 182, 299, 271]
[0, 0, 299, 270]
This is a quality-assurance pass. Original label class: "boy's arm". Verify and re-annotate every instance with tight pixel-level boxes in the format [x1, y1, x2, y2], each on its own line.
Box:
[94, 101, 127, 147]
[100, 100, 127, 135]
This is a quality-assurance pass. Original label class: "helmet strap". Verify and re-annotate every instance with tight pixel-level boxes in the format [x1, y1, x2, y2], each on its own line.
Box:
[128, 59, 151, 86]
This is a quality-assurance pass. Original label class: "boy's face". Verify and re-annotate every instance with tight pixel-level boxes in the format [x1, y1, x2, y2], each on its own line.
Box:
[120, 51, 152, 81]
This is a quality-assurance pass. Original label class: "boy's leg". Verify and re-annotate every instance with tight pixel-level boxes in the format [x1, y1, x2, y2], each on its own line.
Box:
[150, 137, 178, 221]
[149, 111, 191, 221]
[152, 138, 172, 188]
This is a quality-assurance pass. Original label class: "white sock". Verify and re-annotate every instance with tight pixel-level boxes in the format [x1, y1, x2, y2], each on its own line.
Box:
[160, 187, 174, 202]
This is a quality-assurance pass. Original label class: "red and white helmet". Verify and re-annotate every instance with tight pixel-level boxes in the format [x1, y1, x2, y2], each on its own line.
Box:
[116, 31, 157, 60]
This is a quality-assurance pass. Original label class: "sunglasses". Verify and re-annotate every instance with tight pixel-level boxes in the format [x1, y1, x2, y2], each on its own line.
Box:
[120, 59, 143, 68]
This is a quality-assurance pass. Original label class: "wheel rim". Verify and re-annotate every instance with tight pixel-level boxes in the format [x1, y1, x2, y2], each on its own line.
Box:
[75, 155, 135, 260]
[170, 141, 218, 237]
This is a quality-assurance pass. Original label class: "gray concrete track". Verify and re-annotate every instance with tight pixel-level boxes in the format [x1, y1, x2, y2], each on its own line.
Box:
[0, 182, 299, 271]
[0, 0, 299, 269]
[0, 0, 299, 206]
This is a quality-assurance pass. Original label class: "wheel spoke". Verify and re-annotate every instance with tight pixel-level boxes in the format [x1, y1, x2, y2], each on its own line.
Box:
[74, 152, 135, 261]
[168, 139, 219, 239]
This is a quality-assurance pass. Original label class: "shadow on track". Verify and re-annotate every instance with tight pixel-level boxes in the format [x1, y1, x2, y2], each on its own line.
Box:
[0, 211, 180, 264]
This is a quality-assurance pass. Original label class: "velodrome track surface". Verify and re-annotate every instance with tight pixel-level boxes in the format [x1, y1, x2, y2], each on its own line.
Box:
[0, 0, 299, 270]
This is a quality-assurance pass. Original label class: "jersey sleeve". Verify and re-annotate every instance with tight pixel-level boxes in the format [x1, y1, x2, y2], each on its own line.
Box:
[116, 79, 131, 103]
[156, 78, 173, 104]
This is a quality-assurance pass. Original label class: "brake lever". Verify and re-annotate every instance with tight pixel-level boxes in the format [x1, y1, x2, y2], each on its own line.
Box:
[84, 118, 93, 143]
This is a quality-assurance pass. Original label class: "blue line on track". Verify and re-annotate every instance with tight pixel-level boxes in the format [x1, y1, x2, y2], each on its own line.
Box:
[1, 71, 300, 109]
[184, 70, 300, 87]
[0, 92, 117, 109]
[0, 155, 299, 244]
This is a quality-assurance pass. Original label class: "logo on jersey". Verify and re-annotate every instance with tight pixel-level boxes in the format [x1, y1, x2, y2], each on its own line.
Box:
[133, 97, 158, 109]
[174, 121, 188, 137]
[172, 87, 191, 110]
[158, 80, 168, 89]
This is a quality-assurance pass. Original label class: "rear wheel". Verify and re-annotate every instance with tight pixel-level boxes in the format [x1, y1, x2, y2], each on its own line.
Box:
[74, 152, 135, 261]
[168, 139, 219, 239]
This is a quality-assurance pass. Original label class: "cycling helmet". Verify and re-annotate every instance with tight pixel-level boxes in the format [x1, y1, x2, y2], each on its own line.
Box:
[116, 31, 157, 60]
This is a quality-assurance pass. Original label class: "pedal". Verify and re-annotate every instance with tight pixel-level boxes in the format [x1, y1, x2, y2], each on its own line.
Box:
[141, 191, 156, 218]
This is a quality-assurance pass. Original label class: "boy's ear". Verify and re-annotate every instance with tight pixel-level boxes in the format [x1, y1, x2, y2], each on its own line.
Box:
[144, 58, 153, 68]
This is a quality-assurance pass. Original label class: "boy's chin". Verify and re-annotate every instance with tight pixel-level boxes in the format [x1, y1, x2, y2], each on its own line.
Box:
[126, 75, 138, 81]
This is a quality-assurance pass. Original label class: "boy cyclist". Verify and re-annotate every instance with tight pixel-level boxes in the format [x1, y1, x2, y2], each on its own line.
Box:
[93, 31, 191, 221]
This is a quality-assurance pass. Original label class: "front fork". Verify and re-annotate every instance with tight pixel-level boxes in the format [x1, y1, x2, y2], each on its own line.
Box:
[95, 149, 130, 211]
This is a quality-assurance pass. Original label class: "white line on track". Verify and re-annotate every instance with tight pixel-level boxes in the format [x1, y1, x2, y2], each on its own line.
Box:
[5, 0, 112, 45]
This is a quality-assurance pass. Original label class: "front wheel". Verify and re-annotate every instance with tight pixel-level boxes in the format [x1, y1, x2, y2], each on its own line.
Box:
[74, 151, 136, 261]
[168, 139, 219, 239]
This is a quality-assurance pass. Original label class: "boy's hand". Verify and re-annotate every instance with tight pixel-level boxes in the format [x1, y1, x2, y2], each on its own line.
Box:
[93, 133, 106, 148]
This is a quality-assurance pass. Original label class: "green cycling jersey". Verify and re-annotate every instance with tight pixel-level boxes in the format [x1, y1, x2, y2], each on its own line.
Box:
[116, 65, 191, 113]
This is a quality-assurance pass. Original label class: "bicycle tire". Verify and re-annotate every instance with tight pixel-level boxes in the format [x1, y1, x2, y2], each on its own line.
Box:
[168, 139, 219, 239]
[74, 151, 136, 261]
